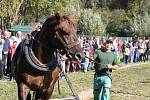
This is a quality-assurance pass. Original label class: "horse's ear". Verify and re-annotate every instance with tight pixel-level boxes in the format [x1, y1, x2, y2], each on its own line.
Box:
[55, 13, 60, 20]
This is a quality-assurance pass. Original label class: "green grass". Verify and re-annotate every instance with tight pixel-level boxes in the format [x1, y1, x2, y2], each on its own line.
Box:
[111, 62, 150, 100]
[0, 80, 17, 100]
[52, 71, 94, 98]
[0, 62, 150, 100]
[0, 71, 94, 100]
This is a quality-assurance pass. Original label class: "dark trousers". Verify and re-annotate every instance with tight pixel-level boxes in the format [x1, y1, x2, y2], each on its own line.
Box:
[145, 50, 150, 61]
[2, 54, 8, 75]
[125, 55, 129, 64]
[6, 52, 11, 74]
[139, 53, 146, 62]
[0, 60, 3, 79]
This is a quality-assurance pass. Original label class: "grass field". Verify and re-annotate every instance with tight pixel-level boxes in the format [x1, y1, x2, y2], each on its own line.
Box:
[111, 62, 150, 100]
[0, 62, 149, 100]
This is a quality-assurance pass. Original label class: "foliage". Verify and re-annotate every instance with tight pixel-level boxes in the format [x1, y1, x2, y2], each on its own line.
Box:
[1, 0, 150, 37]
[106, 10, 132, 37]
[20, 0, 70, 23]
[0, 0, 24, 29]
[129, 12, 150, 38]
[78, 9, 105, 36]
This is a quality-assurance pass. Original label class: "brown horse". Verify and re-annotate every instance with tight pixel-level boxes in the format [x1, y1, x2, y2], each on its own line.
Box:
[11, 13, 82, 100]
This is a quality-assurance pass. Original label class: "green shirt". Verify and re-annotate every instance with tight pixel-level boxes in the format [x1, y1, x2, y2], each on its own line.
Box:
[94, 49, 118, 76]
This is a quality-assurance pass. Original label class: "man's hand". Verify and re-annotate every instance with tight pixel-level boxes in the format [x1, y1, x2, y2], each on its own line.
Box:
[107, 64, 118, 70]
[61, 54, 68, 60]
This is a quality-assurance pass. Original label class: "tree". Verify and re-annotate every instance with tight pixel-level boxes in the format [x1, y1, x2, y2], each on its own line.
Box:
[130, 12, 150, 38]
[78, 9, 105, 36]
[0, 0, 24, 29]
[106, 9, 132, 37]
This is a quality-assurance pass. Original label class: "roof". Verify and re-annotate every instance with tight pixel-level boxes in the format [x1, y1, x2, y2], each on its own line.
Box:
[9, 25, 32, 32]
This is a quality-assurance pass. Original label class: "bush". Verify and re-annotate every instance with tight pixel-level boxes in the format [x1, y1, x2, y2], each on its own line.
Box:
[77, 9, 105, 36]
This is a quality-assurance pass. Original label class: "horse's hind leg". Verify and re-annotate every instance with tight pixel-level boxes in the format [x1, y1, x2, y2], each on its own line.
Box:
[35, 92, 43, 100]
[17, 83, 31, 100]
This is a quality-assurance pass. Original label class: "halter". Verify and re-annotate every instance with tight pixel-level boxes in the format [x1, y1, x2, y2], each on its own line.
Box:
[54, 31, 80, 50]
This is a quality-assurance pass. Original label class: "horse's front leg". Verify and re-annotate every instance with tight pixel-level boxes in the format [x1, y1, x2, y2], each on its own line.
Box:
[44, 67, 61, 100]
[45, 85, 55, 99]
[34, 86, 54, 100]
[17, 82, 30, 100]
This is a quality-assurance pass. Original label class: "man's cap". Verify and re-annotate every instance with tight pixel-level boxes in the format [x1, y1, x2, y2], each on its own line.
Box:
[105, 39, 113, 43]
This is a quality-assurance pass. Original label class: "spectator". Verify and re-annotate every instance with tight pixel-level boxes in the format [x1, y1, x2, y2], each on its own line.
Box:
[60, 54, 68, 73]
[84, 42, 90, 72]
[145, 40, 150, 61]
[88, 44, 94, 71]
[9, 41, 17, 61]
[65, 60, 71, 73]
[133, 41, 139, 62]
[124, 43, 130, 64]
[128, 40, 134, 63]
[117, 40, 122, 62]
[2, 31, 11, 75]
[93, 41, 99, 51]
[9, 31, 22, 46]
[138, 41, 146, 62]
[134, 48, 140, 62]
[0, 33, 5, 79]
[112, 38, 119, 63]
[122, 40, 126, 62]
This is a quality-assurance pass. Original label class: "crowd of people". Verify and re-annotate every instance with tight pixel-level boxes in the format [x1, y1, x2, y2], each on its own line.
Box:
[0, 28, 150, 80]
[0, 30, 22, 80]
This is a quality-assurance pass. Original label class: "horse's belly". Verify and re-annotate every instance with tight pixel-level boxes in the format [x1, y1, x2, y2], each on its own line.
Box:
[16, 66, 61, 91]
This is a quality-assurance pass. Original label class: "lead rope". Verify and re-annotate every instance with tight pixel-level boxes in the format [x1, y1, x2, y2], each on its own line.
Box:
[61, 71, 80, 100]
[56, 55, 80, 100]
[59, 54, 80, 99]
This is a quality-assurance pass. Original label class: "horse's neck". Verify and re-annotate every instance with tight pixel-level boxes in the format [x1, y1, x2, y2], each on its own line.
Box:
[32, 41, 54, 64]
[32, 30, 57, 64]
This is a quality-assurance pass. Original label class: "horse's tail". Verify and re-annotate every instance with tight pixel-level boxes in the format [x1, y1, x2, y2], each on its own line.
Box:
[10, 42, 23, 81]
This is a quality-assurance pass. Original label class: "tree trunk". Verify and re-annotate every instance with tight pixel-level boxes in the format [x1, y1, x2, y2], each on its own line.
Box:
[35, 0, 39, 22]
[1, 16, 4, 31]
[11, 0, 24, 26]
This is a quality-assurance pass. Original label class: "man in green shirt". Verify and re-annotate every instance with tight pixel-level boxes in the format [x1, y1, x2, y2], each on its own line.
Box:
[93, 39, 118, 100]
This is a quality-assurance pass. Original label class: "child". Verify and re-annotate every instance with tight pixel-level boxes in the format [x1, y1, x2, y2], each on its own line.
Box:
[9, 41, 17, 61]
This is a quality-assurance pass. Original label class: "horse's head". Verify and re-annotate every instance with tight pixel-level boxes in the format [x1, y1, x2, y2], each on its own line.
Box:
[40, 13, 82, 61]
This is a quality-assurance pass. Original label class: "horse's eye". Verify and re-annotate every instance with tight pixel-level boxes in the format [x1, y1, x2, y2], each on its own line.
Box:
[64, 32, 69, 35]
